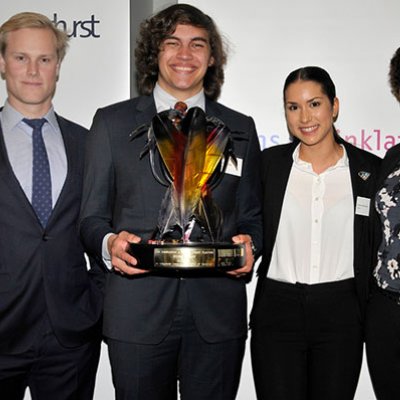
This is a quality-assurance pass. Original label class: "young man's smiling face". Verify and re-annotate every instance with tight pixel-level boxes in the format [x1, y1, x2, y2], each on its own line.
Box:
[157, 23, 214, 101]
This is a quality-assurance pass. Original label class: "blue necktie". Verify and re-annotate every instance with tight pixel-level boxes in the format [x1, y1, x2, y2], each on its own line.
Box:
[23, 118, 52, 227]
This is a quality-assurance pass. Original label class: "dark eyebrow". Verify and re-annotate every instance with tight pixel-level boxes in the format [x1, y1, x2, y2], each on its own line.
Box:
[307, 97, 323, 103]
[190, 37, 209, 43]
[163, 35, 209, 43]
[285, 96, 323, 105]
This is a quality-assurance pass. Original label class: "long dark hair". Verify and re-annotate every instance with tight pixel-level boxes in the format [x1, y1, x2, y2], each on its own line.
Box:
[135, 4, 227, 100]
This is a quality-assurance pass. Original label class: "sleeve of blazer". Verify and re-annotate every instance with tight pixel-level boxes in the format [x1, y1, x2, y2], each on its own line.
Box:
[235, 116, 263, 255]
[80, 108, 116, 262]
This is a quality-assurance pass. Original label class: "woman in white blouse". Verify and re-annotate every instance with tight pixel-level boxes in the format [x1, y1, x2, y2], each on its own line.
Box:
[250, 66, 381, 400]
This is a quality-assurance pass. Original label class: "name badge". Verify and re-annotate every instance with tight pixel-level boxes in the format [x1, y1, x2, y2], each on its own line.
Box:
[225, 157, 243, 177]
[355, 196, 370, 217]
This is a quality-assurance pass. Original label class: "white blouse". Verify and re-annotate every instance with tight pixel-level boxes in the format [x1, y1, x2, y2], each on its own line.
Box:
[267, 144, 354, 284]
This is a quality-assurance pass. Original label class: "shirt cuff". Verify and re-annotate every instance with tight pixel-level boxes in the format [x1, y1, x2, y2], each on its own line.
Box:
[102, 232, 114, 271]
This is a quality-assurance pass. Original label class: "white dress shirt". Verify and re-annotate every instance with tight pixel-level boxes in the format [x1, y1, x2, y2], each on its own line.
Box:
[267, 144, 354, 284]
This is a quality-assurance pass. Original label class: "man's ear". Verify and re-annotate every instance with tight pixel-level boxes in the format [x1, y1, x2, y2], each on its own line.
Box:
[55, 62, 61, 81]
[0, 54, 6, 79]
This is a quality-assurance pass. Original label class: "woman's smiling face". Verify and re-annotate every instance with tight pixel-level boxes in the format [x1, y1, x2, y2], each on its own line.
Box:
[284, 80, 339, 149]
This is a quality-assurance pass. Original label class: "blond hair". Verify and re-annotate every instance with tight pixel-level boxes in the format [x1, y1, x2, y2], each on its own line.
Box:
[0, 12, 69, 61]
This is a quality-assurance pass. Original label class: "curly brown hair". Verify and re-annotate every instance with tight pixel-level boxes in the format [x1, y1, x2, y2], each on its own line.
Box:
[389, 47, 400, 102]
[135, 4, 227, 101]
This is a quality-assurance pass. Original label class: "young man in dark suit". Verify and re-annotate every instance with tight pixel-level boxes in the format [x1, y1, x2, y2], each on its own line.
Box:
[0, 12, 103, 400]
[79, 4, 262, 399]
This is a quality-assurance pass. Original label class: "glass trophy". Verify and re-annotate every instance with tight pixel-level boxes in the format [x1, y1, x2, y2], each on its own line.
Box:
[128, 102, 245, 270]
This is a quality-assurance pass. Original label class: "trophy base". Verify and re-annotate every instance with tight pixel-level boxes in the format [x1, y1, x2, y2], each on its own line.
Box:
[129, 242, 245, 271]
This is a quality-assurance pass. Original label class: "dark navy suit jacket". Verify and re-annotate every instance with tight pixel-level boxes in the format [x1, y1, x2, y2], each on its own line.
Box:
[0, 115, 103, 353]
[80, 95, 262, 344]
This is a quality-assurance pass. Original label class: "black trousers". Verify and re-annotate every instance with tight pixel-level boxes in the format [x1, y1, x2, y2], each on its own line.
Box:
[251, 278, 363, 400]
[0, 318, 101, 400]
[365, 285, 400, 400]
[107, 280, 245, 400]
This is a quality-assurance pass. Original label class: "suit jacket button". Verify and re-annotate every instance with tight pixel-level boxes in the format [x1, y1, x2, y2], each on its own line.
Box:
[42, 234, 49, 241]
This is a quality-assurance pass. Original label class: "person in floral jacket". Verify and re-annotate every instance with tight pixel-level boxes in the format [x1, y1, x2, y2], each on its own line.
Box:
[365, 46, 400, 400]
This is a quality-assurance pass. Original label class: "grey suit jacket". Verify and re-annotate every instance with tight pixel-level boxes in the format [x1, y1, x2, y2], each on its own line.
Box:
[80, 94, 262, 344]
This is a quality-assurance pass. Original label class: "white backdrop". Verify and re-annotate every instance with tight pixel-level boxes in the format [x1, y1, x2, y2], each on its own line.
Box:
[1, 0, 399, 399]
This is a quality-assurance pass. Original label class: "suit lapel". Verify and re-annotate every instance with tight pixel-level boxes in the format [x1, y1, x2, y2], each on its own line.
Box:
[0, 122, 41, 224]
[343, 142, 374, 269]
[49, 115, 76, 222]
[205, 99, 221, 118]
[259, 142, 296, 275]
[267, 143, 296, 248]
[134, 95, 158, 128]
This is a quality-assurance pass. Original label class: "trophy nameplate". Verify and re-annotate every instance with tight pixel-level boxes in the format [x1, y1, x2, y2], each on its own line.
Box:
[130, 242, 245, 270]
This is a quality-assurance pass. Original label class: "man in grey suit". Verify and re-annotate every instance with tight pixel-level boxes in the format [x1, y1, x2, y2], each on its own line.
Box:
[80, 4, 262, 399]
[0, 12, 103, 400]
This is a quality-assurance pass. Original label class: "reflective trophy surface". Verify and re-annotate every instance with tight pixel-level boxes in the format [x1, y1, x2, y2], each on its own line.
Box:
[128, 102, 245, 270]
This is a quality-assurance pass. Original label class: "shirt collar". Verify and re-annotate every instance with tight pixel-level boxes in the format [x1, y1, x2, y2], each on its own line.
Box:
[153, 82, 206, 113]
[292, 142, 349, 173]
[1, 100, 59, 133]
